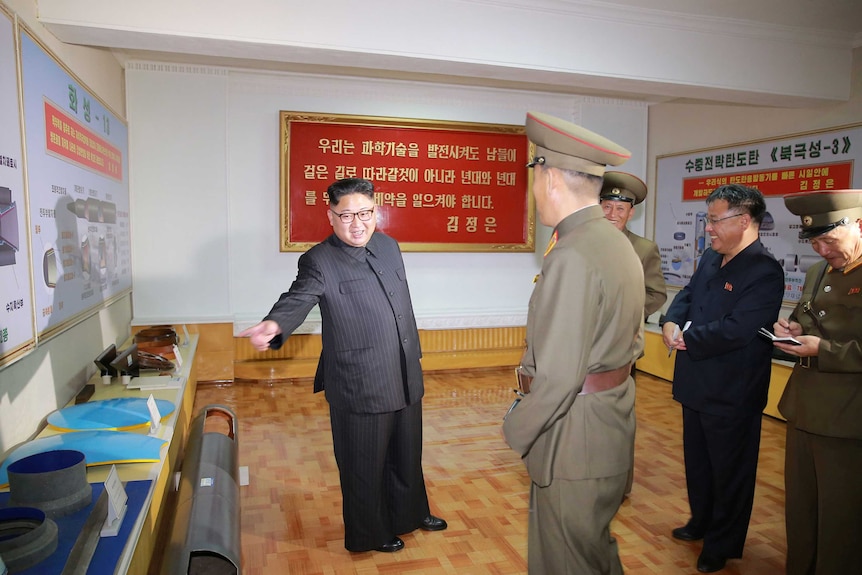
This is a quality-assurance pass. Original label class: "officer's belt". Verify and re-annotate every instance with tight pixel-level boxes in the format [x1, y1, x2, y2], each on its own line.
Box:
[581, 364, 631, 394]
[517, 364, 631, 395]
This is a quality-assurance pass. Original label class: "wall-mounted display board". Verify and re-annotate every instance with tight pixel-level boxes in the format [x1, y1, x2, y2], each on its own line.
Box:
[280, 112, 533, 252]
[655, 123, 860, 303]
[0, 7, 35, 367]
[19, 27, 131, 340]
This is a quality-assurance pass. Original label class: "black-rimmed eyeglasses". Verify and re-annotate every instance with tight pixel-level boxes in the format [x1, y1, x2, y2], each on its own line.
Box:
[330, 207, 375, 224]
[706, 213, 744, 226]
[526, 156, 546, 168]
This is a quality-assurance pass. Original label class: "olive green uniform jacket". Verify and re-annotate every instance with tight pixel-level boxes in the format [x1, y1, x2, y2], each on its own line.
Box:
[503, 205, 645, 486]
[779, 259, 862, 436]
[623, 227, 667, 318]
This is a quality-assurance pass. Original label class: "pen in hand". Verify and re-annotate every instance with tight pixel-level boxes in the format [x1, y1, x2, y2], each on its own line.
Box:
[668, 326, 679, 357]
[668, 321, 692, 357]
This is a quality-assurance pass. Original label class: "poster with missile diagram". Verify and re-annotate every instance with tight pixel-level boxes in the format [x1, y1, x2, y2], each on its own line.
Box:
[655, 124, 860, 303]
[20, 30, 131, 338]
[0, 9, 34, 366]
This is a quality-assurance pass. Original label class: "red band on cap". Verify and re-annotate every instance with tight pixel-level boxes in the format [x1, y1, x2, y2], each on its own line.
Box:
[527, 112, 631, 160]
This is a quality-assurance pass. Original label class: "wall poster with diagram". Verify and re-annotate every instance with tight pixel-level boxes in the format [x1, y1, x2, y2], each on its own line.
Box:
[655, 123, 860, 303]
[19, 27, 131, 340]
[0, 7, 35, 367]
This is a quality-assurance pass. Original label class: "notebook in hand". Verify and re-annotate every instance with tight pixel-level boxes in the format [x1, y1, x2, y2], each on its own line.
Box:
[757, 327, 802, 345]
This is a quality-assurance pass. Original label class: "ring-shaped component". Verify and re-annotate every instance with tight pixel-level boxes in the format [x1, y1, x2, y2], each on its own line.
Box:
[7, 449, 92, 517]
[0, 506, 59, 571]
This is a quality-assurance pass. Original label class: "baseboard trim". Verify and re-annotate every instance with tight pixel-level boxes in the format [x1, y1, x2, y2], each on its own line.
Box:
[233, 326, 526, 381]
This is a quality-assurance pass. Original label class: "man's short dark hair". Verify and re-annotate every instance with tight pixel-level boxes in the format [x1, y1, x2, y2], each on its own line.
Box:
[327, 178, 375, 205]
[707, 184, 767, 225]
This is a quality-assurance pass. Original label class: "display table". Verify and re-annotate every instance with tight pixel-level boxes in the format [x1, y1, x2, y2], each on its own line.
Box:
[0, 334, 199, 575]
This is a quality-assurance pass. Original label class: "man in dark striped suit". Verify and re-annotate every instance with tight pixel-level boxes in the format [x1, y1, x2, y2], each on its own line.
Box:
[240, 178, 446, 553]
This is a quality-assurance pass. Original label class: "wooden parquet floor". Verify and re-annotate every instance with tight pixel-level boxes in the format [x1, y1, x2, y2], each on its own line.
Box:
[192, 368, 787, 574]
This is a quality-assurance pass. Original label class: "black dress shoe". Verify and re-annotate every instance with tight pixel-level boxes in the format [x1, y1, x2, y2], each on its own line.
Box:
[697, 552, 726, 573]
[420, 515, 448, 531]
[375, 537, 404, 553]
[672, 525, 704, 541]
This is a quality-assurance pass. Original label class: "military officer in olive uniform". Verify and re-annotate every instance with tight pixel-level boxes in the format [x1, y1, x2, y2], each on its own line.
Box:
[502, 111, 644, 575]
[600, 171, 667, 321]
[772, 189, 862, 575]
[600, 171, 668, 497]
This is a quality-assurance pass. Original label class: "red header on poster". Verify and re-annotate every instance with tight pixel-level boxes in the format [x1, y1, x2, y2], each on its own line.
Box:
[44, 100, 123, 181]
[280, 113, 533, 252]
[681, 161, 853, 200]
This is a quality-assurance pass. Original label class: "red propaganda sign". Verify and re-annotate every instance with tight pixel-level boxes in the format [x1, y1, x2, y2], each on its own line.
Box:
[681, 161, 853, 200]
[279, 112, 534, 252]
[44, 99, 123, 181]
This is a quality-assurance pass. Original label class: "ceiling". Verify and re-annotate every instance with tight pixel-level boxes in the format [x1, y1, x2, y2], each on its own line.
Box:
[38, 0, 862, 108]
[605, 0, 862, 35]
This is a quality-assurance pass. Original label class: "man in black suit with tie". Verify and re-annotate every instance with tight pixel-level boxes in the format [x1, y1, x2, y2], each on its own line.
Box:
[239, 177, 446, 553]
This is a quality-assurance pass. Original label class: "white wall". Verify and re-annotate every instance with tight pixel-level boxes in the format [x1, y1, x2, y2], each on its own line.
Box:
[125, 63, 649, 331]
[0, 0, 130, 456]
[579, 97, 649, 236]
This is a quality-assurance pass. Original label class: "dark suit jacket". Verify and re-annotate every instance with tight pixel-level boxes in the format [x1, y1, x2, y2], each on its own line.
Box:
[665, 241, 784, 418]
[264, 232, 423, 414]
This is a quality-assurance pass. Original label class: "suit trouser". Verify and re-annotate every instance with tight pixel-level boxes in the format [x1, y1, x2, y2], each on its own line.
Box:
[785, 422, 862, 575]
[681, 406, 761, 559]
[528, 473, 627, 575]
[330, 401, 430, 552]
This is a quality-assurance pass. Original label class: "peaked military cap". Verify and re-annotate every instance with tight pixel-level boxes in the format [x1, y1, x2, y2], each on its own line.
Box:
[784, 189, 862, 239]
[525, 111, 631, 177]
[600, 171, 648, 205]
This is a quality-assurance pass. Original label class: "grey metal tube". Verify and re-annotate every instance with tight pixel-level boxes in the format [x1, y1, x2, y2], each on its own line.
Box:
[161, 404, 241, 575]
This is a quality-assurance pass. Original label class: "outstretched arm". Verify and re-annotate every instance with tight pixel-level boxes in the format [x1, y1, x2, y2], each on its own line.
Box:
[238, 320, 282, 351]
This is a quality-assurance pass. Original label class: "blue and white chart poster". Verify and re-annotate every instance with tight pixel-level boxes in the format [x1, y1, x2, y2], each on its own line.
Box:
[20, 30, 131, 339]
[0, 9, 35, 367]
[655, 123, 861, 303]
